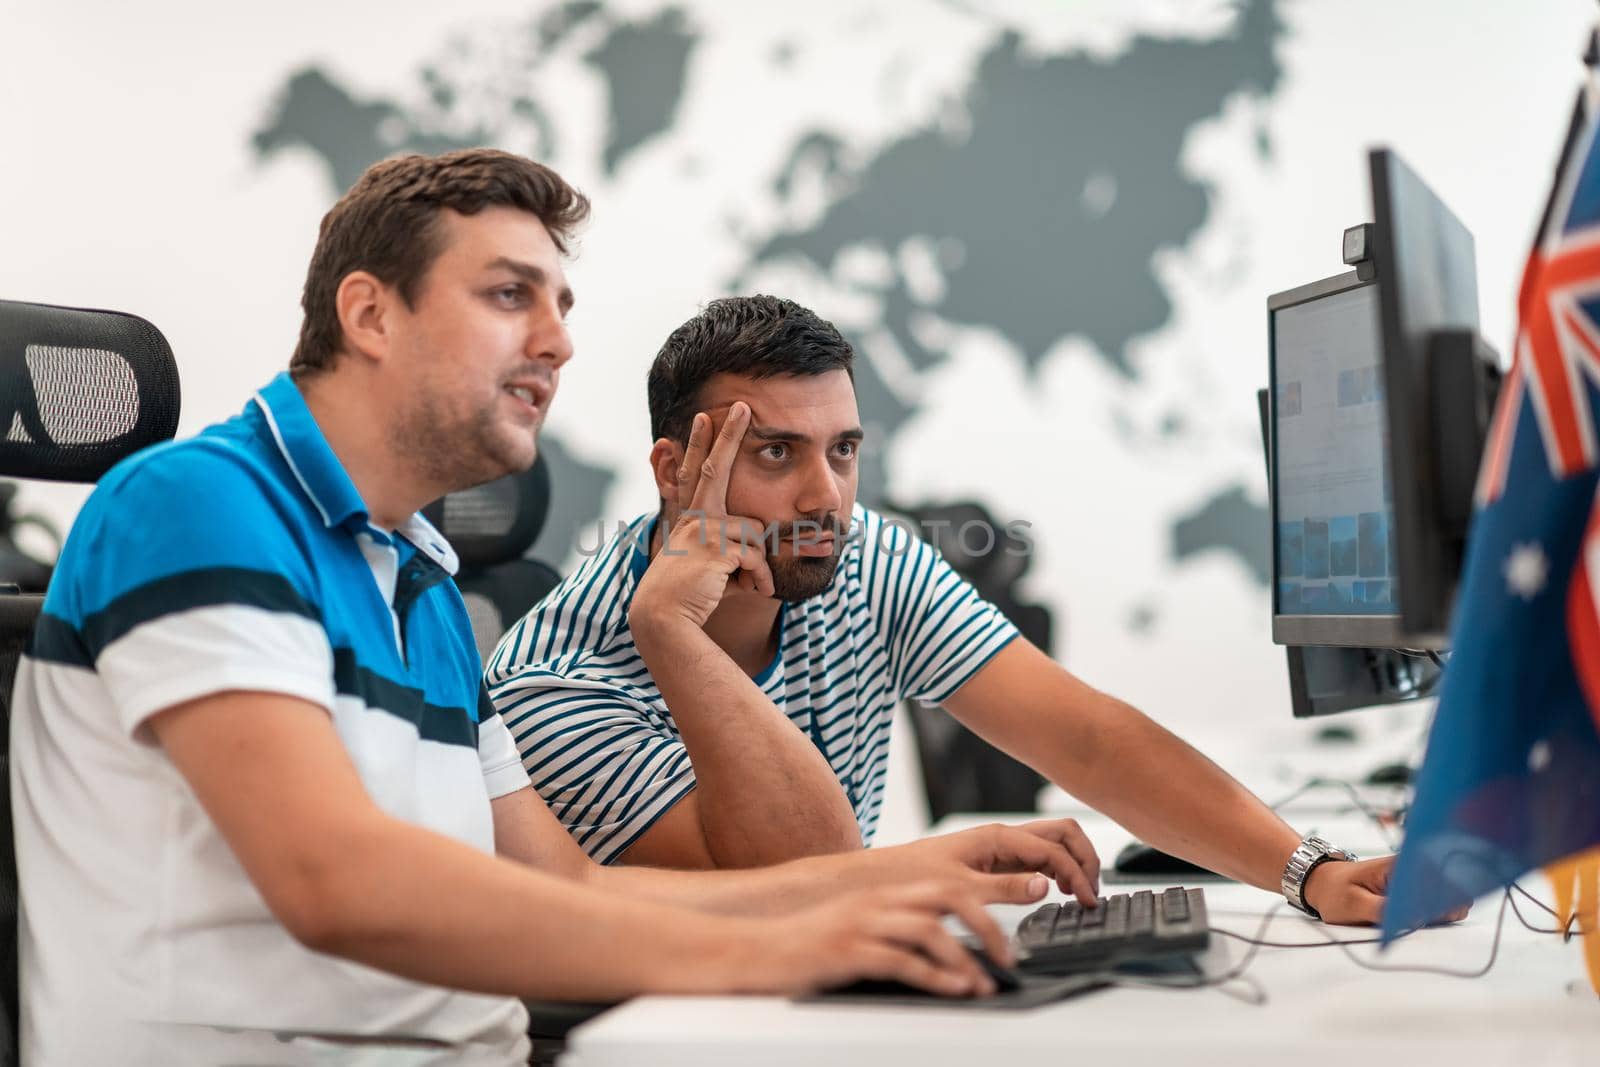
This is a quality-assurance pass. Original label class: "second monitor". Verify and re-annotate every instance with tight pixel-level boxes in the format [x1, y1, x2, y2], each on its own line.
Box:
[1269, 272, 1403, 648]
[1268, 147, 1501, 653]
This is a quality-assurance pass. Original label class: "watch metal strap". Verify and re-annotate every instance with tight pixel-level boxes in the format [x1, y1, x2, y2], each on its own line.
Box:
[1281, 835, 1356, 919]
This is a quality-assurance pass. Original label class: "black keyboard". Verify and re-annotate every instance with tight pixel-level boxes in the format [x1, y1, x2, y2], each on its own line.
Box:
[1013, 887, 1210, 975]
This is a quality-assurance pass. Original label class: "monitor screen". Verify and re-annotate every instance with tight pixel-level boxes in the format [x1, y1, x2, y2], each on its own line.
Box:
[1271, 278, 1401, 631]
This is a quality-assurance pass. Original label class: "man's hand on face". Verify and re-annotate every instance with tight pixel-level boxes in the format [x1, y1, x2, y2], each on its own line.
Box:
[1302, 854, 1470, 926]
[736, 881, 1016, 997]
[891, 819, 1103, 909]
[633, 402, 775, 631]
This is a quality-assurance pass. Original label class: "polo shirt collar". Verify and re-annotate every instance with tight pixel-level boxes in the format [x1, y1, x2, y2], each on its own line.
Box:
[252, 372, 459, 576]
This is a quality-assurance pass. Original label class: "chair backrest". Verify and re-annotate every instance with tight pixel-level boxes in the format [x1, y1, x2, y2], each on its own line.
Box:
[886, 499, 1057, 823]
[0, 300, 181, 1064]
[423, 454, 563, 661]
[0, 300, 181, 482]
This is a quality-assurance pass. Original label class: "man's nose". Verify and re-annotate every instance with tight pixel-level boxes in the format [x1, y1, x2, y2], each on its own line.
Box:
[528, 304, 574, 368]
[796, 453, 843, 516]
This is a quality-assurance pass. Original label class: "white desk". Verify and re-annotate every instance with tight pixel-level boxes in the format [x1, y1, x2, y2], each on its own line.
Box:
[563, 812, 1599, 1066]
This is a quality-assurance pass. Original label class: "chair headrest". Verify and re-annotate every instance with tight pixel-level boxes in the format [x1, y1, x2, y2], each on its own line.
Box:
[0, 300, 181, 482]
[423, 453, 551, 569]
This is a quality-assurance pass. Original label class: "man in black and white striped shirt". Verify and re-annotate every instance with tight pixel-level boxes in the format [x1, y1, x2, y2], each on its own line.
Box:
[489, 295, 1404, 927]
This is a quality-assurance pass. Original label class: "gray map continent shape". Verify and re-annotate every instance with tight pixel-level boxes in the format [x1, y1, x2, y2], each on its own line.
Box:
[752, 0, 1283, 375]
[1172, 484, 1270, 586]
[253, 68, 496, 197]
[747, 0, 1283, 582]
[583, 7, 698, 175]
[251, 0, 1277, 584]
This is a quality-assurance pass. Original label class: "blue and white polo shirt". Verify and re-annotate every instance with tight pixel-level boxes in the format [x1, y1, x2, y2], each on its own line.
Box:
[485, 504, 1019, 864]
[9, 373, 531, 1065]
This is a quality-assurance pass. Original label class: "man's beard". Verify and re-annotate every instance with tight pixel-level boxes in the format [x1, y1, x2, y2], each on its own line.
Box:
[765, 515, 846, 603]
[391, 389, 533, 496]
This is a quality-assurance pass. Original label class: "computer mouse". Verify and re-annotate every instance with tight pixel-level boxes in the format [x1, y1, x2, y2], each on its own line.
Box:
[1364, 761, 1415, 786]
[825, 944, 1022, 998]
[964, 944, 1023, 994]
[1112, 841, 1214, 879]
[1316, 724, 1360, 744]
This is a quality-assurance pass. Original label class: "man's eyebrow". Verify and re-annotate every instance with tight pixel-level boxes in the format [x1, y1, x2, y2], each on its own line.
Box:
[747, 424, 865, 444]
[486, 256, 575, 313]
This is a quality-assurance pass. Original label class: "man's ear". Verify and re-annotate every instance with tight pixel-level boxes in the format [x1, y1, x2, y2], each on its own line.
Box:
[333, 270, 396, 364]
[649, 438, 684, 501]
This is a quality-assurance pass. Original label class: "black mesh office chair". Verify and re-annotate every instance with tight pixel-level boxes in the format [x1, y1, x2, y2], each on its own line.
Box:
[885, 499, 1056, 823]
[0, 298, 181, 1066]
[423, 454, 564, 663]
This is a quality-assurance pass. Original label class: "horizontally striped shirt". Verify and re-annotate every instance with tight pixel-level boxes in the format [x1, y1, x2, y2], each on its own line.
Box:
[486, 503, 1019, 863]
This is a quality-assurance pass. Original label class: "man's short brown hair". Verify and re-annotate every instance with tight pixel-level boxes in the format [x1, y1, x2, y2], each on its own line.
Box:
[290, 149, 589, 378]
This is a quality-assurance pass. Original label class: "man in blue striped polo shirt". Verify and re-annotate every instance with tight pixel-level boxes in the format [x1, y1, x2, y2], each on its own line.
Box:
[490, 295, 1405, 927]
[10, 153, 1107, 1065]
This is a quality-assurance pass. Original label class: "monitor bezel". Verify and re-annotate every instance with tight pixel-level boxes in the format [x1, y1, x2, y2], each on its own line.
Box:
[1367, 147, 1479, 647]
[1268, 270, 1412, 648]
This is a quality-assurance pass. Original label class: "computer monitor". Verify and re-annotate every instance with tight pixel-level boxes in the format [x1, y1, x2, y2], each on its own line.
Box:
[1268, 271, 1407, 648]
[1369, 148, 1495, 644]
[1268, 150, 1497, 652]
[1258, 370, 1444, 717]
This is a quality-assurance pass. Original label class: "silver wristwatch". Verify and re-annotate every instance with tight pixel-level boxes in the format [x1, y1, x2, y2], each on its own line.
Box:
[1281, 835, 1357, 919]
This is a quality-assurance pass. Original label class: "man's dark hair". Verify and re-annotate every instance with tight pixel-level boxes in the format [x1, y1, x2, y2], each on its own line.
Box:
[290, 148, 590, 378]
[647, 295, 855, 442]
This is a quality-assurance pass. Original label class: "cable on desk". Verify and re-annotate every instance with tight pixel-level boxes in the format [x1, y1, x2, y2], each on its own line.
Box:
[1106, 869, 1570, 1000]
[1099, 903, 1283, 1005]
[1208, 928, 1381, 949]
[1309, 893, 1508, 979]
[1209, 891, 1511, 980]
[1507, 879, 1588, 938]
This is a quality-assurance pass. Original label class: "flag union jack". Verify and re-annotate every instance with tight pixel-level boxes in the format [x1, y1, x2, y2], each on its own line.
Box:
[1475, 83, 1600, 725]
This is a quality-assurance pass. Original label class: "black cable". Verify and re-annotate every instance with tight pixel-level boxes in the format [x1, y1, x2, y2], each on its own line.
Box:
[1267, 775, 1406, 850]
[1507, 885, 1571, 936]
[1071, 854, 1574, 1002]
[1209, 890, 1511, 980]
[1508, 878, 1586, 938]
[1101, 903, 1283, 1004]
[1209, 927, 1382, 949]
[1312, 892, 1508, 978]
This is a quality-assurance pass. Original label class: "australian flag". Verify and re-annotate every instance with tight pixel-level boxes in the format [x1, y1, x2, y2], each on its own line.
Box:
[1381, 69, 1600, 946]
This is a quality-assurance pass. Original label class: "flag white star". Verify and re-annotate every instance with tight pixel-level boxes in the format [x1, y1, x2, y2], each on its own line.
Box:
[1504, 542, 1549, 600]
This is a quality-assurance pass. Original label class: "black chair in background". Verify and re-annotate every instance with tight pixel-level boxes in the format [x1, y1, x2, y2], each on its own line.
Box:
[0, 298, 182, 1066]
[426, 457, 615, 1064]
[423, 453, 564, 664]
[884, 499, 1057, 823]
